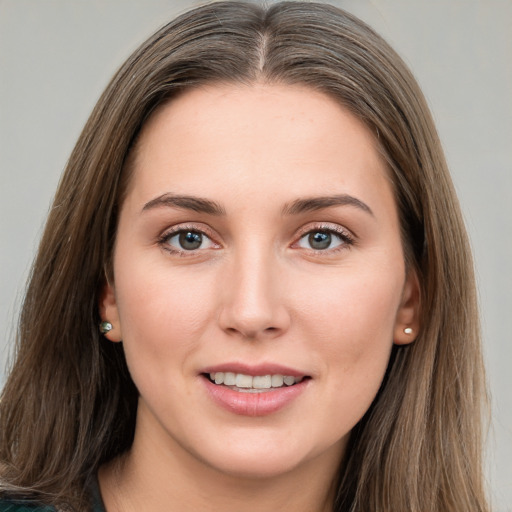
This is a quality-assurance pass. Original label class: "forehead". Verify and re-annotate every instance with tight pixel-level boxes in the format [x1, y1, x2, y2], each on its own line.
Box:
[124, 83, 393, 214]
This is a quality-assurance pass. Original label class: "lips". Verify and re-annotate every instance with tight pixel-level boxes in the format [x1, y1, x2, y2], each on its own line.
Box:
[200, 363, 310, 416]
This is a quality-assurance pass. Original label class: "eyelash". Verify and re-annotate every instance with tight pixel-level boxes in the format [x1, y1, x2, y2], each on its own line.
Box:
[157, 224, 219, 257]
[293, 223, 355, 253]
[157, 223, 355, 256]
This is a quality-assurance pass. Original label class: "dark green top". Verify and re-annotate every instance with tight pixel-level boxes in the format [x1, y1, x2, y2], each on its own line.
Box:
[0, 498, 104, 512]
[0, 479, 106, 512]
[0, 504, 54, 512]
[0, 497, 104, 512]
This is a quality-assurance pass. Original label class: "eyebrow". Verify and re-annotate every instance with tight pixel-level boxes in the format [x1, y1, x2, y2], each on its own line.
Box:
[141, 193, 373, 217]
[141, 193, 226, 215]
[282, 194, 374, 216]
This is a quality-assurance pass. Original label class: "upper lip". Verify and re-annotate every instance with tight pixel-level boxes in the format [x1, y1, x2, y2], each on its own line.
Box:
[200, 362, 308, 378]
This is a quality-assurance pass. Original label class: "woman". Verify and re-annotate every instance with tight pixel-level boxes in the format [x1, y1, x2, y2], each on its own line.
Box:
[0, 2, 489, 511]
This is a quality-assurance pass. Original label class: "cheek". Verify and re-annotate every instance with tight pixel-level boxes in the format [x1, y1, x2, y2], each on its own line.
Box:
[296, 266, 403, 390]
[298, 269, 402, 341]
[113, 257, 219, 365]
[293, 272, 400, 442]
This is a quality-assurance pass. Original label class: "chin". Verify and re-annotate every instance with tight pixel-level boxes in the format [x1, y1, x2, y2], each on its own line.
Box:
[205, 452, 305, 480]
[193, 432, 345, 481]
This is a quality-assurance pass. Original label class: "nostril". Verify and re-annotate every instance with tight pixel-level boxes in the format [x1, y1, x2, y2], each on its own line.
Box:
[223, 324, 280, 339]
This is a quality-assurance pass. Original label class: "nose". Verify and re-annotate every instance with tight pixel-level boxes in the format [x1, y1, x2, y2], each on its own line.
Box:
[218, 247, 291, 340]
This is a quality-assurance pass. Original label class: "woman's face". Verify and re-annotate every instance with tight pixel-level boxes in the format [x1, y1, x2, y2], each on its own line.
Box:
[101, 83, 419, 480]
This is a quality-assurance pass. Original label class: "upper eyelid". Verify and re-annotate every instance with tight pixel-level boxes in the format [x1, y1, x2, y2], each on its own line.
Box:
[291, 223, 356, 252]
[294, 222, 354, 238]
[157, 223, 221, 252]
[160, 222, 217, 238]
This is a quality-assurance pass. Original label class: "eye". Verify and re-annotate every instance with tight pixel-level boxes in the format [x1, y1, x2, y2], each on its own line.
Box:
[296, 228, 351, 251]
[161, 229, 216, 252]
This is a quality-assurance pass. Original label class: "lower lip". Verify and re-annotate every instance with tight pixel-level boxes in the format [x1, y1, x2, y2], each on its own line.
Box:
[202, 376, 309, 417]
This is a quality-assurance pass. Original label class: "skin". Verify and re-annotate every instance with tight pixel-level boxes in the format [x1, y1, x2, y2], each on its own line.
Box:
[99, 83, 420, 512]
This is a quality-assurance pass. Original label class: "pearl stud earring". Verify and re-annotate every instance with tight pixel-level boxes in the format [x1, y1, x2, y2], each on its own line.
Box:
[404, 327, 413, 335]
[99, 321, 113, 334]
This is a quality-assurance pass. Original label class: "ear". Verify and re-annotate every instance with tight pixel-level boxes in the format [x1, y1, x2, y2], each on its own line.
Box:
[393, 269, 421, 345]
[99, 281, 123, 342]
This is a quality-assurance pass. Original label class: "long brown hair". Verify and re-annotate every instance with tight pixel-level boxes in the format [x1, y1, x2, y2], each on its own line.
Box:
[0, 2, 488, 511]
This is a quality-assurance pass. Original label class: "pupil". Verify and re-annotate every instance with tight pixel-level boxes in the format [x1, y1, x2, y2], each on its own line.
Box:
[179, 231, 202, 250]
[309, 231, 331, 250]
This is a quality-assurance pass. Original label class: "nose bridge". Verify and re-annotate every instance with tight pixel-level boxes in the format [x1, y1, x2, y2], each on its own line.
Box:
[219, 239, 289, 338]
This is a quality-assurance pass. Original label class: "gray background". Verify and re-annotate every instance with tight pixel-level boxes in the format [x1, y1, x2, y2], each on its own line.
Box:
[1, 0, 511, 509]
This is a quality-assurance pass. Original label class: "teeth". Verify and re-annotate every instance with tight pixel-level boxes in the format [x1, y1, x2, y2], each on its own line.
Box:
[283, 375, 295, 386]
[224, 372, 236, 385]
[271, 374, 284, 387]
[235, 374, 253, 388]
[253, 375, 272, 389]
[208, 372, 303, 389]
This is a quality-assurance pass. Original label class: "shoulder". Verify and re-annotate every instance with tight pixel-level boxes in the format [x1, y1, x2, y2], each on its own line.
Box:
[0, 500, 55, 511]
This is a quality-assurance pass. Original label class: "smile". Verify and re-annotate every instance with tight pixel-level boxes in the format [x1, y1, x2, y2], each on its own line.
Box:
[207, 372, 305, 392]
[201, 366, 311, 416]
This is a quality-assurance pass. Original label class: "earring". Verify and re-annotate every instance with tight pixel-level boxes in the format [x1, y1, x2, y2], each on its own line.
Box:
[403, 327, 413, 335]
[99, 321, 113, 334]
